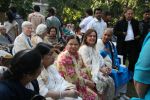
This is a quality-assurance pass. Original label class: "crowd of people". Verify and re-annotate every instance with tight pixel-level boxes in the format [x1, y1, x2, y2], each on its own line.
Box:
[0, 4, 150, 100]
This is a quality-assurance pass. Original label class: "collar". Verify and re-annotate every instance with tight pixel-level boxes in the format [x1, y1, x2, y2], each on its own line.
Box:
[93, 17, 104, 22]
[23, 33, 31, 38]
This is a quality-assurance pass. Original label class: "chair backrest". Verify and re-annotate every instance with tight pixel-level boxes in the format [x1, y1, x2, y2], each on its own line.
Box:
[118, 55, 124, 65]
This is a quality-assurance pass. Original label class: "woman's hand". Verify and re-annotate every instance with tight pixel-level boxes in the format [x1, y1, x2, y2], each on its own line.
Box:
[84, 79, 95, 89]
[64, 90, 79, 98]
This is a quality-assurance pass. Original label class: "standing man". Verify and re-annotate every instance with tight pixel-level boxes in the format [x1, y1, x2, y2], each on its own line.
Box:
[139, 9, 150, 46]
[12, 21, 33, 55]
[102, 11, 112, 27]
[28, 5, 45, 32]
[79, 8, 93, 34]
[113, 7, 141, 72]
[87, 8, 107, 39]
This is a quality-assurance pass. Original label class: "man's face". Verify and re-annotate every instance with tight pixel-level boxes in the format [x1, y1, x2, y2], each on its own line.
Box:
[0, 27, 6, 34]
[95, 10, 102, 20]
[143, 12, 150, 20]
[125, 9, 134, 21]
[23, 25, 32, 36]
[106, 15, 112, 22]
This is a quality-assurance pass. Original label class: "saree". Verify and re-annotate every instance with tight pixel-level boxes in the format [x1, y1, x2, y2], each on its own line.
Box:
[56, 50, 98, 100]
[97, 39, 132, 88]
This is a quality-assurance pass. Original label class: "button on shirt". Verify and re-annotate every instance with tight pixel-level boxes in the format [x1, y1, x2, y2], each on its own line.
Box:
[125, 21, 134, 41]
[87, 18, 107, 39]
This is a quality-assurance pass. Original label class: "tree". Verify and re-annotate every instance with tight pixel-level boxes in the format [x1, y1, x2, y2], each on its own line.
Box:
[0, 0, 33, 23]
[47, 0, 93, 24]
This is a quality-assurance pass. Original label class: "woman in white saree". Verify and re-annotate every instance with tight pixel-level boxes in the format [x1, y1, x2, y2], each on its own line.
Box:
[35, 43, 81, 100]
[31, 24, 47, 47]
[78, 29, 115, 100]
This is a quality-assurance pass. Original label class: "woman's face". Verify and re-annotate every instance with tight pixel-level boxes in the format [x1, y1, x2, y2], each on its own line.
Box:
[102, 31, 112, 43]
[86, 32, 97, 46]
[42, 51, 55, 68]
[49, 28, 57, 39]
[66, 39, 79, 54]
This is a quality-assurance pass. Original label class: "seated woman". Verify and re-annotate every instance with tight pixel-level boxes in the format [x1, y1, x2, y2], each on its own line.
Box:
[0, 49, 44, 100]
[78, 29, 115, 100]
[96, 28, 131, 99]
[35, 42, 81, 100]
[55, 36, 99, 99]
[44, 26, 66, 52]
[31, 24, 48, 47]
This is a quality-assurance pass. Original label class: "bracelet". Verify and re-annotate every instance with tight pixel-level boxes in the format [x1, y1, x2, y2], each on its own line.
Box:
[59, 91, 62, 99]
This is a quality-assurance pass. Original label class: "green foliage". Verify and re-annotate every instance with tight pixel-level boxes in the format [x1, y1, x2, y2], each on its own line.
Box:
[0, 0, 11, 12]
[47, 0, 92, 24]
[91, 0, 149, 25]
[0, 0, 148, 24]
[0, 0, 33, 19]
[11, 0, 33, 19]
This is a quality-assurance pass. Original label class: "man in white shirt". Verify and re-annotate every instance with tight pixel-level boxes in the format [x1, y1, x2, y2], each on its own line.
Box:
[79, 8, 93, 33]
[87, 8, 107, 39]
[12, 21, 33, 55]
[28, 5, 45, 32]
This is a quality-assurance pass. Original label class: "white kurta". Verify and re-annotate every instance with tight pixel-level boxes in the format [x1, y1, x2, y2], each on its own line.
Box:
[12, 33, 32, 55]
[78, 45, 115, 100]
[37, 65, 82, 100]
[28, 12, 45, 31]
[87, 18, 107, 39]
[79, 16, 93, 33]
[78, 45, 104, 82]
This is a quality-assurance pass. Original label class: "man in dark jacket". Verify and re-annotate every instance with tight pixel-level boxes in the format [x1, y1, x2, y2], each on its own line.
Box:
[113, 7, 141, 72]
[139, 9, 150, 46]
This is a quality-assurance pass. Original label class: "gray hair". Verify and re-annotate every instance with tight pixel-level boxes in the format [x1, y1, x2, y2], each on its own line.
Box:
[36, 24, 47, 35]
[21, 21, 32, 29]
[103, 28, 113, 35]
